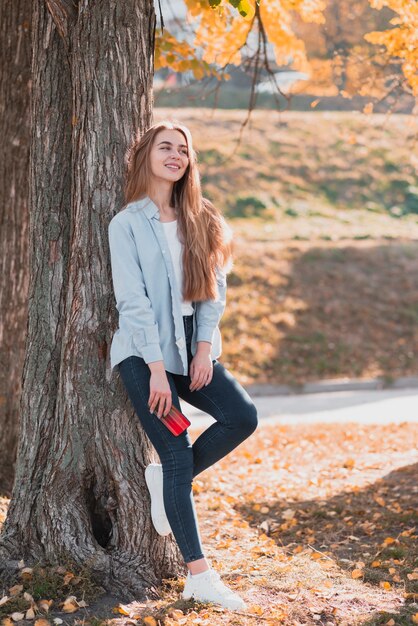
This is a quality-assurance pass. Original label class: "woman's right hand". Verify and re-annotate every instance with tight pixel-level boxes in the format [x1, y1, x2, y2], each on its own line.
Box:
[148, 362, 172, 418]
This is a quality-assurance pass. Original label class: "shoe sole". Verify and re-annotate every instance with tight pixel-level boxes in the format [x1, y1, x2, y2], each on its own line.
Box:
[145, 465, 172, 536]
[182, 585, 246, 610]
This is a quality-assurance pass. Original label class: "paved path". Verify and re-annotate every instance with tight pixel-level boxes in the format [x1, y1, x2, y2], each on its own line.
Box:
[182, 387, 418, 428]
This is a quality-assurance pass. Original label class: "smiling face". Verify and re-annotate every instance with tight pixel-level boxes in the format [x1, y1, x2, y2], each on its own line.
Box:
[149, 128, 190, 184]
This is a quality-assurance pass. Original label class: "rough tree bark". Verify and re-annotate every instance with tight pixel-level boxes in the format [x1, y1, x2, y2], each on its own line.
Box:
[0, 0, 184, 598]
[0, 0, 31, 496]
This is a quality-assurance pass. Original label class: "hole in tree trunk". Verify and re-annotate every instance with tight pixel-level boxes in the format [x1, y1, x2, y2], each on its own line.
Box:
[86, 485, 115, 548]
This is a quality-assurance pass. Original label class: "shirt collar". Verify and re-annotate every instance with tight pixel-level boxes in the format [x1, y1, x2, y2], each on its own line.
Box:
[139, 196, 160, 220]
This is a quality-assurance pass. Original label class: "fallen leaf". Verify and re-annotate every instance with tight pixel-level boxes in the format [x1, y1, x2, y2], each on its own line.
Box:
[167, 609, 184, 620]
[116, 605, 130, 616]
[282, 509, 295, 520]
[63, 573, 74, 585]
[61, 597, 79, 613]
[19, 568, 33, 580]
[37, 600, 53, 613]
[382, 537, 396, 546]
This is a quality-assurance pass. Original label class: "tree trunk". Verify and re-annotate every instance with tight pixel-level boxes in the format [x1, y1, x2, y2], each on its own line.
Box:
[0, 0, 31, 496]
[0, 0, 184, 599]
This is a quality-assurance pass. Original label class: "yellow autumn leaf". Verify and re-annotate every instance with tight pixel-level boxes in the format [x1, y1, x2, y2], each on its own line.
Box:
[37, 600, 52, 613]
[116, 605, 130, 616]
[372, 561, 381, 567]
[63, 573, 74, 585]
[382, 537, 396, 546]
[143, 617, 157, 626]
[236, 0, 256, 20]
[61, 597, 79, 613]
[412, 614, 418, 625]
[248, 604, 263, 615]
[380, 581, 391, 590]
[352, 569, 363, 579]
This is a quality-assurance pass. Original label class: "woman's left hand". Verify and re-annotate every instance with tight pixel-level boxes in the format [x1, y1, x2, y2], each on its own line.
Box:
[189, 350, 213, 391]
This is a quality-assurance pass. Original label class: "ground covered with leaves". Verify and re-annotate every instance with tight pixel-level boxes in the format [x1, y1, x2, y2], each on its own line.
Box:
[1, 419, 417, 626]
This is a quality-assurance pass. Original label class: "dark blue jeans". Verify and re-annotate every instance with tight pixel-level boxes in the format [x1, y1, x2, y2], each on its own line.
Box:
[117, 314, 258, 563]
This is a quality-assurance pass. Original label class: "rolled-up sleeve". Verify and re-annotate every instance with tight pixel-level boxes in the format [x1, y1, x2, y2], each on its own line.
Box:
[195, 264, 227, 344]
[108, 218, 163, 364]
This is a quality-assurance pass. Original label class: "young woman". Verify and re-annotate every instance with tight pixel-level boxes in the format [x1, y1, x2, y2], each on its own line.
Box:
[108, 120, 258, 610]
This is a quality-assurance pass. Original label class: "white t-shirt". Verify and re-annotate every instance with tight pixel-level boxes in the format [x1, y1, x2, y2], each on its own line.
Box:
[161, 220, 195, 315]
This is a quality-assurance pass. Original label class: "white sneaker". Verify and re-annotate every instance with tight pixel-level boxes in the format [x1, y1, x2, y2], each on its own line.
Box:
[182, 567, 247, 610]
[144, 463, 172, 536]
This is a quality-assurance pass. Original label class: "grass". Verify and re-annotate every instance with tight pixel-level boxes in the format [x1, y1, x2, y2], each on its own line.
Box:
[0, 559, 104, 621]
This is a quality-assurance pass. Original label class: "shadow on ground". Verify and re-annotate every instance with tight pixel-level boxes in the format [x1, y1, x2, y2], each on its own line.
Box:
[235, 461, 418, 624]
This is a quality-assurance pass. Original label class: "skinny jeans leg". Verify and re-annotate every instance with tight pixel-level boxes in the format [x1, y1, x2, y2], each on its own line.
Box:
[172, 315, 259, 478]
[118, 354, 205, 563]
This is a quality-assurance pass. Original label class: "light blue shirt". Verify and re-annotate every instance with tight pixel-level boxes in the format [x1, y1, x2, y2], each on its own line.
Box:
[108, 196, 227, 375]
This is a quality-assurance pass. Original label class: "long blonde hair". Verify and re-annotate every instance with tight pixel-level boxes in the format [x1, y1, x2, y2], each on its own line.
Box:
[123, 120, 233, 302]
